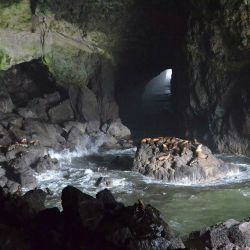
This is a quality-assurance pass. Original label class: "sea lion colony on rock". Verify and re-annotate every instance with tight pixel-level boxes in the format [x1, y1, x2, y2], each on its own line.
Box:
[133, 136, 239, 183]
[140, 136, 207, 163]
[0, 138, 40, 152]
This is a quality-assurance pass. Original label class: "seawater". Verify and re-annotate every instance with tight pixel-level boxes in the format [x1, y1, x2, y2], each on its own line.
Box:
[36, 142, 250, 236]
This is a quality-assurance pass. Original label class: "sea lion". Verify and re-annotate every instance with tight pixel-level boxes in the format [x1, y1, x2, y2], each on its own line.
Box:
[178, 140, 189, 155]
[158, 154, 171, 161]
[29, 139, 40, 145]
[20, 138, 28, 145]
[172, 145, 181, 155]
[196, 144, 208, 159]
[181, 146, 188, 156]
[141, 138, 152, 144]
[152, 138, 160, 142]
[162, 144, 168, 153]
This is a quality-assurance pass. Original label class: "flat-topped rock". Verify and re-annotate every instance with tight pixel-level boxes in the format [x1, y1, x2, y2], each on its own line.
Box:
[133, 137, 239, 184]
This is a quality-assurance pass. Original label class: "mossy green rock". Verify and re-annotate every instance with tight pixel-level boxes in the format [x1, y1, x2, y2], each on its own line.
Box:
[0, 0, 130, 86]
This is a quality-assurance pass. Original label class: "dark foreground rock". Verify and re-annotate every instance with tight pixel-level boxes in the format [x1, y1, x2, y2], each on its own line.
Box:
[0, 186, 185, 250]
[133, 137, 239, 183]
[186, 218, 250, 250]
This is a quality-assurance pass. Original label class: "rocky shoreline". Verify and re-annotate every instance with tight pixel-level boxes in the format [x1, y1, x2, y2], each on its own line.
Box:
[0, 61, 133, 194]
[1, 185, 250, 250]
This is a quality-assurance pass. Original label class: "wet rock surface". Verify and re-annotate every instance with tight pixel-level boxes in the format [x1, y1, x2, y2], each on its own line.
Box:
[172, 0, 250, 155]
[0, 61, 132, 194]
[186, 218, 250, 250]
[0, 186, 185, 250]
[133, 137, 238, 183]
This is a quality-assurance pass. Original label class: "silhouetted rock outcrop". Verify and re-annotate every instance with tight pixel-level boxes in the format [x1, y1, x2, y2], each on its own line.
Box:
[0, 186, 186, 250]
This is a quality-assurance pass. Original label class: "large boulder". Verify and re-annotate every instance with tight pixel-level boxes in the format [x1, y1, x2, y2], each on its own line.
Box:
[26, 98, 48, 121]
[0, 124, 12, 146]
[0, 86, 14, 113]
[133, 137, 239, 184]
[33, 155, 59, 173]
[43, 91, 61, 108]
[48, 99, 74, 123]
[63, 121, 87, 134]
[69, 86, 100, 122]
[86, 120, 100, 134]
[4, 145, 46, 189]
[186, 218, 250, 250]
[66, 127, 88, 149]
[60, 186, 185, 249]
[102, 119, 131, 139]
[17, 107, 39, 119]
[23, 119, 66, 150]
[0, 112, 23, 129]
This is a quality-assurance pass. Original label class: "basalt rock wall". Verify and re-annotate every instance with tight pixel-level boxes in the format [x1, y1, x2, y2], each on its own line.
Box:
[172, 0, 250, 155]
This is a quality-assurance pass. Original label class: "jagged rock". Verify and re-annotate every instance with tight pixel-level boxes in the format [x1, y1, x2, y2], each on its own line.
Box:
[186, 218, 250, 250]
[8, 126, 27, 142]
[0, 112, 23, 129]
[3, 145, 46, 189]
[172, 0, 250, 155]
[21, 189, 47, 215]
[133, 137, 239, 183]
[100, 98, 119, 123]
[103, 119, 131, 139]
[66, 127, 88, 149]
[61, 186, 184, 249]
[48, 99, 74, 123]
[101, 135, 119, 150]
[43, 91, 61, 108]
[33, 155, 59, 173]
[0, 124, 12, 146]
[6, 180, 20, 194]
[0, 176, 8, 188]
[95, 176, 113, 187]
[0, 167, 6, 178]
[0, 86, 14, 113]
[0, 153, 7, 163]
[86, 120, 100, 134]
[17, 107, 38, 119]
[26, 98, 48, 121]
[69, 86, 100, 122]
[0, 185, 185, 249]
[61, 185, 94, 216]
[23, 119, 66, 150]
[96, 189, 117, 206]
[63, 121, 87, 133]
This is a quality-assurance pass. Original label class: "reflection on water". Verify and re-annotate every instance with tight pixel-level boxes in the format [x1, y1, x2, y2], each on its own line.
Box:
[37, 147, 250, 236]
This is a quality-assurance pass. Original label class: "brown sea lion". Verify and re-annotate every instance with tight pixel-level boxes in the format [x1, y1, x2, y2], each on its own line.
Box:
[162, 144, 168, 152]
[20, 138, 28, 145]
[141, 138, 151, 144]
[196, 144, 208, 159]
[158, 154, 171, 161]
[152, 138, 160, 142]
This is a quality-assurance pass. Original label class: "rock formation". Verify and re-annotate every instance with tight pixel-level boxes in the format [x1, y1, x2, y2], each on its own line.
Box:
[0, 186, 185, 250]
[0, 61, 132, 194]
[133, 136, 238, 183]
[186, 218, 250, 250]
[172, 0, 250, 155]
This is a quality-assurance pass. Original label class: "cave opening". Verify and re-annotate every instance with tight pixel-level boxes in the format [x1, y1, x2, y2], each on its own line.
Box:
[117, 68, 178, 139]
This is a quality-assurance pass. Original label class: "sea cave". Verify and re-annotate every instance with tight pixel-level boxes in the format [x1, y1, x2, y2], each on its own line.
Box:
[0, 0, 250, 249]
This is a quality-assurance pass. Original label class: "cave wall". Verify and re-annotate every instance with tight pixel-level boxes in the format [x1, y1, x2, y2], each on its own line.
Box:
[0, 0, 134, 124]
[173, 0, 250, 155]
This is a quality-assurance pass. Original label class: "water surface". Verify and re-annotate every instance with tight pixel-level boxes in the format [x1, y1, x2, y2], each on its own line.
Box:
[36, 145, 250, 236]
